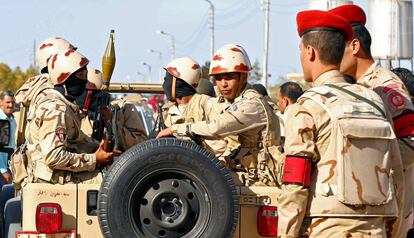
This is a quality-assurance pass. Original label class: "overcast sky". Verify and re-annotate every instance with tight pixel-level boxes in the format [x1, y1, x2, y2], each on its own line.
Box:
[0, 0, 369, 85]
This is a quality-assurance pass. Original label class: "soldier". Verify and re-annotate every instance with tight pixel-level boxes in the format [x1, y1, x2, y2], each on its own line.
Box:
[15, 37, 77, 145]
[330, 5, 414, 237]
[158, 44, 281, 186]
[80, 68, 147, 151]
[161, 57, 211, 134]
[24, 49, 118, 185]
[277, 10, 404, 237]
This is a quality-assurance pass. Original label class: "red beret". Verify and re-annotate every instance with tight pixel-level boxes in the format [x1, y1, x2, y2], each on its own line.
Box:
[329, 4, 366, 26]
[296, 10, 354, 41]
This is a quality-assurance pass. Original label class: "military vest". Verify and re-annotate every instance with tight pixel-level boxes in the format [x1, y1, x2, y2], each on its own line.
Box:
[301, 84, 398, 217]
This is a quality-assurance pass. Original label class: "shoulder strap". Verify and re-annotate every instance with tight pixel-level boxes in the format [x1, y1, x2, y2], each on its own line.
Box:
[325, 84, 387, 118]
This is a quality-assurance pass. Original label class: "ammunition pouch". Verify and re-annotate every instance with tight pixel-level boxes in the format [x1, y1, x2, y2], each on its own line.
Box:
[9, 144, 28, 190]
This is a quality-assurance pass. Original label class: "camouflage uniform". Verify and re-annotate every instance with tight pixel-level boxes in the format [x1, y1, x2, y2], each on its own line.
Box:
[278, 70, 404, 237]
[163, 93, 211, 128]
[14, 74, 53, 145]
[357, 62, 414, 236]
[25, 88, 100, 185]
[161, 85, 239, 159]
[201, 95, 241, 159]
[172, 84, 281, 186]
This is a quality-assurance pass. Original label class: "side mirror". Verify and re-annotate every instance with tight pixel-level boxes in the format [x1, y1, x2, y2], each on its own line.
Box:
[0, 119, 10, 147]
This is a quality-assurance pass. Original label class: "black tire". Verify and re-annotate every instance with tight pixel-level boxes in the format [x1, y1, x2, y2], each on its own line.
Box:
[98, 138, 239, 238]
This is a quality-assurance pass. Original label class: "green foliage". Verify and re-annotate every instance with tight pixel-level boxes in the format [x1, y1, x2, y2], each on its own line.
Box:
[248, 59, 262, 84]
[201, 61, 210, 79]
[0, 63, 38, 92]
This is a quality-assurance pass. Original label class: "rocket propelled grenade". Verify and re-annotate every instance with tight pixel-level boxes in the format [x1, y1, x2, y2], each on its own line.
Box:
[101, 29, 116, 90]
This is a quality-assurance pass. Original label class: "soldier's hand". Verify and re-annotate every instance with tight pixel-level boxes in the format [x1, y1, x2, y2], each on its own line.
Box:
[2, 171, 12, 184]
[156, 127, 173, 138]
[96, 140, 117, 165]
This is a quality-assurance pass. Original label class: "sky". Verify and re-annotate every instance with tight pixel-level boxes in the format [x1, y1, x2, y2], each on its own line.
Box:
[0, 0, 371, 85]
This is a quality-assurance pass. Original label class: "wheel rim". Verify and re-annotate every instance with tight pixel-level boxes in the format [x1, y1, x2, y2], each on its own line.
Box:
[129, 170, 211, 237]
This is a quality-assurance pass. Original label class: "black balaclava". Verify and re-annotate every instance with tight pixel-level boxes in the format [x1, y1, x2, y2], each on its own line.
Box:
[162, 71, 196, 102]
[54, 67, 87, 103]
[65, 73, 87, 97]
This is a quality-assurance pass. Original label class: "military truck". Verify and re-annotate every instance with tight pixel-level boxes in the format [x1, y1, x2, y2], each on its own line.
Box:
[2, 83, 279, 238]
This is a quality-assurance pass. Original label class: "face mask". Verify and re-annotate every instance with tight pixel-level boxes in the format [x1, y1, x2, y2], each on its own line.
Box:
[64, 74, 87, 97]
[162, 71, 196, 102]
[162, 72, 174, 101]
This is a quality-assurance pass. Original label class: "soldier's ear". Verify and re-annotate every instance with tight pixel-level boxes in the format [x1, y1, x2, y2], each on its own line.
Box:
[350, 39, 360, 55]
[307, 45, 316, 62]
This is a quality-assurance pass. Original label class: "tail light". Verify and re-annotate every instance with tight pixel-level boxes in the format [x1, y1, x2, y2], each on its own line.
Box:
[257, 206, 278, 237]
[36, 203, 62, 234]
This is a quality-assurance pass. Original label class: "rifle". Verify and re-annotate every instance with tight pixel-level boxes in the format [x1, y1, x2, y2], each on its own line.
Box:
[148, 102, 166, 139]
[107, 104, 120, 151]
[91, 92, 111, 142]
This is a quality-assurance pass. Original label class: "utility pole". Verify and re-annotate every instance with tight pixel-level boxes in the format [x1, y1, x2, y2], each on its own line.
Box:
[33, 40, 37, 71]
[147, 49, 163, 82]
[261, 0, 270, 87]
[142, 62, 152, 83]
[204, 0, 215, 57]
[157, 30, 176, 60]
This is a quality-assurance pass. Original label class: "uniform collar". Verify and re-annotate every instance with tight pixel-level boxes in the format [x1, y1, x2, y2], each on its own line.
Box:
[234, 83, 253, 103]
[357, 61, 379, 86]
[313, 70, 347, 87]
[284, 104, 294, 115]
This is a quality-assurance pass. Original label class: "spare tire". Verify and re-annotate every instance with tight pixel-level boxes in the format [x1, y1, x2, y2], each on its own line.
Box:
[98, 138, 239, 238]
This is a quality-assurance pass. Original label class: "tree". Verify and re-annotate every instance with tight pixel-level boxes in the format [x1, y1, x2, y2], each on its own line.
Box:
[201, 61, 211, 80]
[248, 59, 262, 84]
[0, 63, 39, 92]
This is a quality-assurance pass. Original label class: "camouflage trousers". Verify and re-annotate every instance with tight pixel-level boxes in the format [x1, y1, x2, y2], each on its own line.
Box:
[300, 217, 389, 238]
[398, 165, 414, 238]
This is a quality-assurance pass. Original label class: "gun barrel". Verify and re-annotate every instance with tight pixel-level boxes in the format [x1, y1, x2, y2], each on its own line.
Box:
[108, 83, 164, 94]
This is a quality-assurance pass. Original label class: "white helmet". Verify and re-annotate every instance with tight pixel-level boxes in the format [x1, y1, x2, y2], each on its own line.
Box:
[47, 49, 89, 85]
[86, 68, 103, 90]
[209, 44, 252, 75]
[36, 37, 77, 71]
[165, 57, 202, 89]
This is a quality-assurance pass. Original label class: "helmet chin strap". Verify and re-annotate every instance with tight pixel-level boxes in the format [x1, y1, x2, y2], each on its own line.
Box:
[171, 76, 177, 101]
[235, 73, 248, 98]
[62, 84, 75, 101]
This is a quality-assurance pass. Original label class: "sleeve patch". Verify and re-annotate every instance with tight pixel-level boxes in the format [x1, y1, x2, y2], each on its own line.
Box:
[387, 92, 405, 109]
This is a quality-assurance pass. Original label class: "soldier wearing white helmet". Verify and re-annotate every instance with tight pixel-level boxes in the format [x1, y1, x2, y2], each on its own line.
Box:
[23, 49, 120, 186]
[14, 37, 77, 146]
[37, 37, 77, 73]
[160, 57, 211, 140]
[80, 68, 148, 151]
[158, 44, 281, 186]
